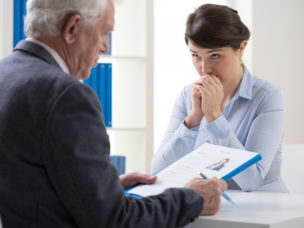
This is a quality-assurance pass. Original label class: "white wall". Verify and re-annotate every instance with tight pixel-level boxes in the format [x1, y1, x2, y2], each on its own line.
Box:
[251, 0, 304, 144]
[153, 0, 227, 151]
[229, 0, 253, 71]
[0, 0, 13, 59]
[282, 144, 304, 193]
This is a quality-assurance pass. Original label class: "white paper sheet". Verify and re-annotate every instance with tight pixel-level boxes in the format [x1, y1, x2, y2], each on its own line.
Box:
[128, 143, 260, 197]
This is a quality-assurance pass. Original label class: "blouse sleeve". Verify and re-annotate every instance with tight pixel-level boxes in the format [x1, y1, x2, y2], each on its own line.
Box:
[151, 88, 199, 174]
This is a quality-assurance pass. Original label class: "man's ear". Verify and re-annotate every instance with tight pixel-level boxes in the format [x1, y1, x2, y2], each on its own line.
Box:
[61, 14, 82, 44]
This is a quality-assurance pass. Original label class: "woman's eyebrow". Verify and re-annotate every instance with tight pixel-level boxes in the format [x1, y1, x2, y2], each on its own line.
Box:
[207, 49, 225, 53]
[189, 49, 197, 53]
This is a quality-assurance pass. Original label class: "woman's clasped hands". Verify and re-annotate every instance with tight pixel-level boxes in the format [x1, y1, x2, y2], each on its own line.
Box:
[185, 74, 224, 128]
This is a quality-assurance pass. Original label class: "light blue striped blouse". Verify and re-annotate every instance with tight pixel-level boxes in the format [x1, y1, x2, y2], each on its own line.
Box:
[151, 67, 288, 192]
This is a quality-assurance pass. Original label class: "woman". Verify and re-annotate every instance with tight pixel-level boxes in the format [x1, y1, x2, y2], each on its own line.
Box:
[151, 4, 287, 192]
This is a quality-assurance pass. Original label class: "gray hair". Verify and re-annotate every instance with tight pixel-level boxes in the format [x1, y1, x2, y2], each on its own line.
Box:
[24, 0, 109, 38]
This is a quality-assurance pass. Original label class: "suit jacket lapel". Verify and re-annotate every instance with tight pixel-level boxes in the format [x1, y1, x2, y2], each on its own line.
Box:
[14, 40, 61, 69]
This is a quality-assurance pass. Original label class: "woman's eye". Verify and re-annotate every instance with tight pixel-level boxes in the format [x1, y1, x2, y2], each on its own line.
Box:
[211, 54, 220, 59]
[192, 54, 201, 59]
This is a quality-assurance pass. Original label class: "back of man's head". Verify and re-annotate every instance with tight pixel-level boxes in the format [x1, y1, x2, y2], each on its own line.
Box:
[24, 0, 109, 38]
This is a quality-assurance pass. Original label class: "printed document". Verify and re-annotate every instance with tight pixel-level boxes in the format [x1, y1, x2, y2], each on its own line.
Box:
[127, 143, 261, 197]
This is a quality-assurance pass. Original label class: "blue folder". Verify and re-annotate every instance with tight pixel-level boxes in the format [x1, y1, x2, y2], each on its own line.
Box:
[105, 64, 112, 127]
[14, 0, 27, 46]
[84, 63, 112, 127]
[109, 156, 126, 175]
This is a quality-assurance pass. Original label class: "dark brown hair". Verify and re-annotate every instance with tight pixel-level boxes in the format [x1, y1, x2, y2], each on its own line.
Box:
[185, 4, 250, 50]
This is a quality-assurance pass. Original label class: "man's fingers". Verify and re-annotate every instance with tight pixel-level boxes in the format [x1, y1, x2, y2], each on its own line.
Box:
[144, 175, 157, 184]
[218, 179, 228, 191]
[201, 194, 221, 216]
[135, 173, 157, 184]
[209, 177, 227, 191]
[203, 188, 222, 215]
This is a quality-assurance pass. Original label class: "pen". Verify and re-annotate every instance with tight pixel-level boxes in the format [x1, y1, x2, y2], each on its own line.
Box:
[199, 172, 235, 205]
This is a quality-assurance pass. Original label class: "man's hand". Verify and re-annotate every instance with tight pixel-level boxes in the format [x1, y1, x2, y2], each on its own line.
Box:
[119, 172, 157, 190]
[185, 177, 227, 215]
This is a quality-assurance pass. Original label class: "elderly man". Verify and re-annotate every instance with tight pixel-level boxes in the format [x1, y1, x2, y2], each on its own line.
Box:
[0, 0, 227, 227]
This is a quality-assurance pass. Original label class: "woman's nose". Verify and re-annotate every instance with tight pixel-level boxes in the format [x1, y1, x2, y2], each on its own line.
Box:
[200, 60, 212, 75]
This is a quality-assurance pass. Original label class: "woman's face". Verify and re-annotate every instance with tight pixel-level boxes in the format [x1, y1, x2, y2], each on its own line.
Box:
[188, 40, 246, 87]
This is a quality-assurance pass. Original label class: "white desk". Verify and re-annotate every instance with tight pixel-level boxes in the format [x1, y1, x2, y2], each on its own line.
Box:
[185, 191, 304, 228]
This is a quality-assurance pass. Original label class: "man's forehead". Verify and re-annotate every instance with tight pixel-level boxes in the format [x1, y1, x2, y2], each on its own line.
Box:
[98, 2, 115, 30]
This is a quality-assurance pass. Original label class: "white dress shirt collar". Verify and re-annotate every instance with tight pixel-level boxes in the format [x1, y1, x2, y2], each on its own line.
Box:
[26, 37, 70, 74]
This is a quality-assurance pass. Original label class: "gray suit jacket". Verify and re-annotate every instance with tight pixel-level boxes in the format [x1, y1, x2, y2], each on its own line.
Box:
[0, 40, 204, 228]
